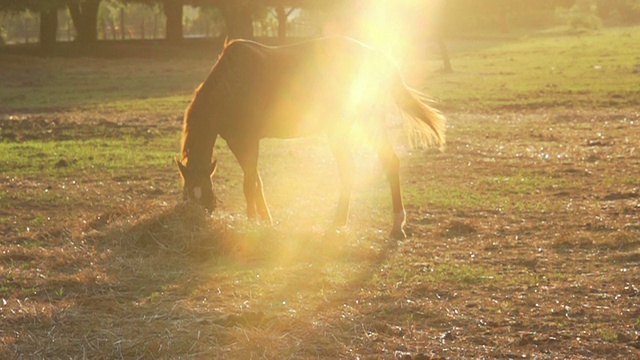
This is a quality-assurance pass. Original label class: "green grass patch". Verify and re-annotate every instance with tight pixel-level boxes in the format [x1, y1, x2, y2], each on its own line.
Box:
[599, 328, 619, 342]
[426, 27, 640, 109]
[429, 263, 501, 285]
[0, 56, 209, 114]
[405, 182, 559, 213]
[483, 167, 569, 198]
[2, 27, 639, 115]
[0, 137, 176, 178]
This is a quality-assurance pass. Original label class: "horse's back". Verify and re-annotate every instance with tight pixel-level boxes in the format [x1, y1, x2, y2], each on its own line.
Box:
[217, 36, 377, 84]
[209, 37, 394, 139]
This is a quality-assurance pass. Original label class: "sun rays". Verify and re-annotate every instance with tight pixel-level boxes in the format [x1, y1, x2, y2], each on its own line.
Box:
[329, 0, 442, 151]
[347, 0, 434, 63]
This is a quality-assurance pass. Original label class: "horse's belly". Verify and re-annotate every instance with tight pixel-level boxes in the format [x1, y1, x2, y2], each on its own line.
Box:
[262, 112, 327, 138]
[261, 95, 341, 138]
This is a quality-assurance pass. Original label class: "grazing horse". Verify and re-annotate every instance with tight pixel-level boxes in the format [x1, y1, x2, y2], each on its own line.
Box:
[176, 37, 445, 239]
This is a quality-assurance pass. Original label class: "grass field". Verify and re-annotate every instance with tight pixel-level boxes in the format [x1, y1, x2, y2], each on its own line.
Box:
[1, 28, 640, 358]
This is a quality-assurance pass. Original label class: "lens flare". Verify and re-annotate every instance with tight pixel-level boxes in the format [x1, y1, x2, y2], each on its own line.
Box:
[347, 0, 434, 63]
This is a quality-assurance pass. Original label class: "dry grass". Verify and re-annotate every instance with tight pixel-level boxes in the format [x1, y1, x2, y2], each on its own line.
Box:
[2, 107, 639, 358]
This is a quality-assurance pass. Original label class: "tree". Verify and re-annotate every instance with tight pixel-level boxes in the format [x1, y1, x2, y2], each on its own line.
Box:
[126, 0, 329, 41]
[68, 0, 102, 43]
[273, 5, 294, 41]
[216, 0, 255, 39]
[0, 0, 68, 48]
[267, 0, 318, 41]
[39, 6, 58, 48]
[439, 0, 576, 34]
[596, 0, 640, 25]
[162, 0, 183, 41]
[125, 0, 248, 41]
[207, 0, 314, 40]
[145, 0, 255, 41]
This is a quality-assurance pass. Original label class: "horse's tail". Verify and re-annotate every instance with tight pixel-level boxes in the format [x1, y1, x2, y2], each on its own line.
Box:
[392, 81, 446, 149]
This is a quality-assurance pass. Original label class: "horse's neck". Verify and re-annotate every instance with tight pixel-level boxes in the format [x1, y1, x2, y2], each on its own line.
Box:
[182, 88, 220, 168]
[182, 109, 218, 169]
[184, 132, 216, 167]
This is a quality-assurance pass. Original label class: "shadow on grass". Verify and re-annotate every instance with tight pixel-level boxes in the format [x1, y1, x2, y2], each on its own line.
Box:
[2, 203, 394, 358]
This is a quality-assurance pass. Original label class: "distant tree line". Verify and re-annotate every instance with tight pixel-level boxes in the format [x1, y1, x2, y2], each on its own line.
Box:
[1, 0, 639, 48]
[441, 0, 640, 34]
[0, 0, 336, 47]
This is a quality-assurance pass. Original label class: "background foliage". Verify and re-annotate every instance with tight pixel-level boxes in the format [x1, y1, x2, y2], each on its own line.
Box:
[2, 0, 640, 46]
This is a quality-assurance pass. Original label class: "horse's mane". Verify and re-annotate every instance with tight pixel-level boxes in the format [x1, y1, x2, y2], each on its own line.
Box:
[180, 83, 216, 166]
[180, 39, 254, 166]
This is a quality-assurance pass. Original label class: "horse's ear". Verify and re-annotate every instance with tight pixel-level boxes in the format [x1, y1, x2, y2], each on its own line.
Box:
[209, 160, 218, 176]
[175, 157, 188, 179]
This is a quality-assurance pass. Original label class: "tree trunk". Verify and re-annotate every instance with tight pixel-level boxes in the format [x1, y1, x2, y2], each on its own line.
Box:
[24, 17, 30, 43]
[275, 6, 287, 43]
[220, 5, 253, 39]
[109, 18, 117, 40]
[437, 34, 453, 73]
[153, 14, 158, 39]
[120, 7, 126, 40]
[68, 0, 100, 44]
[163, 0, 183, 42]
[39, 8, 58, 50]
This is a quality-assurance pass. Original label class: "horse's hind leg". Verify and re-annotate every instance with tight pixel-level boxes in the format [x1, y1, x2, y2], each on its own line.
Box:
[254, 173, 272, 224]
[330, 141, 355, 228]
[228, 140, 273, 224]
[378, 136, 406, 239]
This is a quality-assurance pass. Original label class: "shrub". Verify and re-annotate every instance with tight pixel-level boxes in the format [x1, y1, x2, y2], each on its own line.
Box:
[556, 0, 603, 30]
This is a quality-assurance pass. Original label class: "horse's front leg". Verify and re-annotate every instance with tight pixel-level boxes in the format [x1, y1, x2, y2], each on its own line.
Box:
[229, 140, 272, 224]
[243, 168, 272, 224]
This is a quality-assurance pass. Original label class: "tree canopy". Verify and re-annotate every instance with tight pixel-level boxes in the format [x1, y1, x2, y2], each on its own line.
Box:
[3, 0, 640, 48]
[0, 0, 70, 11]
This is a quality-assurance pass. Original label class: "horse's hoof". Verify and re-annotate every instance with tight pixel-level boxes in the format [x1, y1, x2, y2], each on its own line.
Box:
[389, 227, 406, 240]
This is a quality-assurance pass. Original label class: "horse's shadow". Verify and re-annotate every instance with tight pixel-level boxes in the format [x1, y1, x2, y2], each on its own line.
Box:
[62, 202, 396, 355]
[105, 203, 393, 267]
[4, 201, 399, 357]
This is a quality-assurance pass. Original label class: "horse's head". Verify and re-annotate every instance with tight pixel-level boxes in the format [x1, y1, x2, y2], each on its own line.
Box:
[175, 158, 218, 211]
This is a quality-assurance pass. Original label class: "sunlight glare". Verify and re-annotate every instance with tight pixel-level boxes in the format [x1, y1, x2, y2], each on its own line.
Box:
[349, 0, 433, 63]
[339, 0, 437, 153]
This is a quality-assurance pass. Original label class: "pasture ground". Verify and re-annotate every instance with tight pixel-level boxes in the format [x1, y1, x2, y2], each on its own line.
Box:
[1, 27, 640, 358]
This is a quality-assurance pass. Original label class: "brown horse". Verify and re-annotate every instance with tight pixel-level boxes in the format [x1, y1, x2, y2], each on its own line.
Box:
[176, 37, 445, 239]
